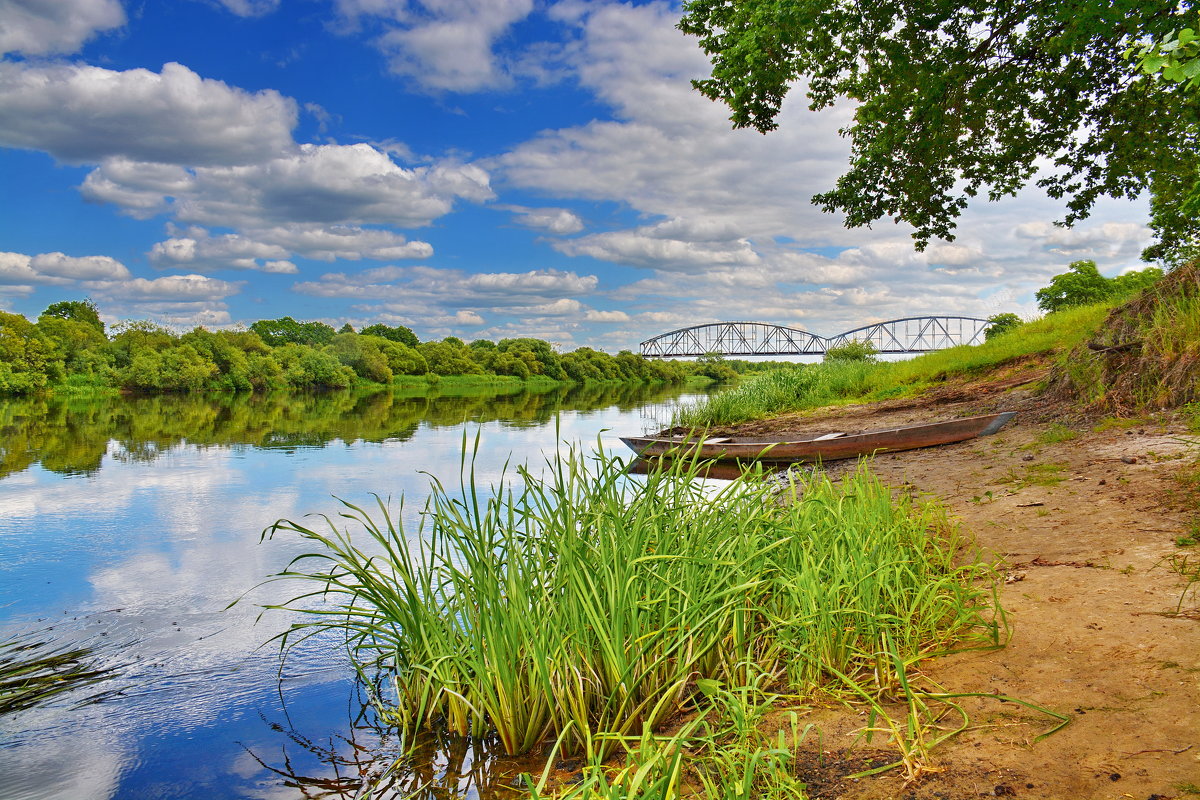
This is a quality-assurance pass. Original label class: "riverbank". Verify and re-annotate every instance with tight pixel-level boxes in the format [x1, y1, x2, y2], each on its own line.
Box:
[667, 372, 1200, 799]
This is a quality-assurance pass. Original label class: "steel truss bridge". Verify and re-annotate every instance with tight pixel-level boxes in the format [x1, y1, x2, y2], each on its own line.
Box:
[639, 317, 992, 358]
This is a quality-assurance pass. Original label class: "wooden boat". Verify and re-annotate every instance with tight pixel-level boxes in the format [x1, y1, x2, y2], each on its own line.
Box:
[620, 411, 1015, 463]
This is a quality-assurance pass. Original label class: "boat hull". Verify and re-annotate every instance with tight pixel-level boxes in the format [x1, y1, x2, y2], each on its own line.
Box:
[620, 411, 1016, 463]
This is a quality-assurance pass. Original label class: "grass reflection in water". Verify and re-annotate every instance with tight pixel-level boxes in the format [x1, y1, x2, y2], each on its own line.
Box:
[0, 630, 117, 715]
[248, 679, 533, 799]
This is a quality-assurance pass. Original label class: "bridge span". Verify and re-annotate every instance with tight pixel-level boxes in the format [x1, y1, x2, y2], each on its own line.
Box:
[639, 316, 992, 358]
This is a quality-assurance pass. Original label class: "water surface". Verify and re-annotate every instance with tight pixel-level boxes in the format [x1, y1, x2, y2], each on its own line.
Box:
[0, 382, 705, 799]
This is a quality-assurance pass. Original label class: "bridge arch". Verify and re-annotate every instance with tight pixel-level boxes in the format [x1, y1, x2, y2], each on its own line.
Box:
[639, 321, 826, 358]
[639, 316, 992, 358]
[822, 316, 991, 354]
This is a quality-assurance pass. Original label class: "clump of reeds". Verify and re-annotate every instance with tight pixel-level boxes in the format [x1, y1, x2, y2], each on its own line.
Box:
[261, 438, 999, 767]
[673, 361, 876, 427]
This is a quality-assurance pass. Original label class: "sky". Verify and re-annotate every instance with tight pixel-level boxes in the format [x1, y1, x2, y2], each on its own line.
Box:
[0, 0, 1155, 352]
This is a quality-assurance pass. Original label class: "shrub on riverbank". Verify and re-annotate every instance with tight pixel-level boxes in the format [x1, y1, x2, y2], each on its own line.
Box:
[261, 445, 999, 766]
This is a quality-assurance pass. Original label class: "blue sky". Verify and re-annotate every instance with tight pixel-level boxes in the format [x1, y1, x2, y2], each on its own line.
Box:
[0, 0, 1153, 351]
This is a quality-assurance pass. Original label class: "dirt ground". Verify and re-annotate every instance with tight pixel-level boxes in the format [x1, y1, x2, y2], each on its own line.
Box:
[714, 377, 1200, 800]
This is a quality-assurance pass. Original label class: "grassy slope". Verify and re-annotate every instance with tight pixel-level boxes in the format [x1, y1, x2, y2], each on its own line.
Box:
[674, 303, 1111, 428]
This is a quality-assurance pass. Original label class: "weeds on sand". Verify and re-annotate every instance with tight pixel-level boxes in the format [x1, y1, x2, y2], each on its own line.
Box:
[1001, 462, 1068, 490]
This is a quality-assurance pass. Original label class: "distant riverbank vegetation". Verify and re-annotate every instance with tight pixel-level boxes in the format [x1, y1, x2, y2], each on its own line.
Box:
[0, 301, 720, 396]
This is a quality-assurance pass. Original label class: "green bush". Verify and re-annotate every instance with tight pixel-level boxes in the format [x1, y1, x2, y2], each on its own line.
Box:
[824, 339, 878, 362]
[0, 311, 60, 393]
[275, 344, 355, 389]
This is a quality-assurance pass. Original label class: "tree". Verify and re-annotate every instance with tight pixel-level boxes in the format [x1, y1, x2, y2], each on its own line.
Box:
[330, 332, 392, 383]
[823, 339, 878, 363]
[984, 313, 1022, 341]
[40, 299, 104, 333]
[418, 340, 482, 376]
[1035, 261, 1163, 312]
[1035, 261, 1114, 313]
[679, 1, 1200, 254]
[1112, 267, 1164, 297]
[360, 323, 419, 348]
[1130, 28, 1200, 266]
[36, 314, 108, 373]
[0, 311, 59, 392]
[696, 352, 739, 382]
[249, 317, 336, 347]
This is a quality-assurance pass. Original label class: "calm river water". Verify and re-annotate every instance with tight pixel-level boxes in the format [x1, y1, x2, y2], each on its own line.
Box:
[0, 381, 708, 800]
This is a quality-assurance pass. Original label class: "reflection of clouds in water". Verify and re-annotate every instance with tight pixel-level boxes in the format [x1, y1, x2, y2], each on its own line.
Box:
[0, 447, 347, 800]
[0, 717, 123, 800]
[0, 444, 238, 520]
[0, 386, 707, 799]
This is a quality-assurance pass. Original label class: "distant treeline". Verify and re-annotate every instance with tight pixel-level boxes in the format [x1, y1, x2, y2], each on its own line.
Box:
[0, 301, 726, 395]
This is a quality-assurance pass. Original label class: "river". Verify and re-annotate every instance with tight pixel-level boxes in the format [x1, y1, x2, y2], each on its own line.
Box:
[0, 381, 709, 800]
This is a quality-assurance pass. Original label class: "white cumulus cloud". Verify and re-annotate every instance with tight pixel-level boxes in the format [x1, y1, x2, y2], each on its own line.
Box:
[506, 205, 585, 235]
[554, 224, 762, 270]
[148, 230, 291, 272]
[585, 309, 629, 322]
[93, 274, 242, 301]
[31, 252, 132, 281]
[0, 61, 297, 166]
[337, 0, 536, 92]
[295, 266, 599, 313]
[243, 224, 435, 262]
[0, 250, 130, 288]
[83, 144, 492, 231]
[215, 0, 280, 17]
[0, 0, 124, 56]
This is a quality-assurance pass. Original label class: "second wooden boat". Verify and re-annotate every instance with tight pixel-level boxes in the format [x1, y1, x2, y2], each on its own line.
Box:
[620, 411, 1015, 463]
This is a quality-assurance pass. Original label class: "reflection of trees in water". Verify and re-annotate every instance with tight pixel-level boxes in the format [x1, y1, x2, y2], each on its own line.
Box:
[249, 683, 524, 799]
[0, 382, 692, 480]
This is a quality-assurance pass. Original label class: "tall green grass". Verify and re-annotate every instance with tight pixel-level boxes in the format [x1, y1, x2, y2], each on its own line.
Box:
[673, 304, 1111, 428]
[260, 438, 999, 765]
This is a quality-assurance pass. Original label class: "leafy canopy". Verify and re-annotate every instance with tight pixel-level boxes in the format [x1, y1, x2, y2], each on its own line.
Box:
[824, 339, 878, 363]
[1129, 27, 1200, 265]
[679, 0, 1200, 254]
[1035, 260, 1162, 313]
[40, 299, 104, 333]
[984, 313, 1022, 341]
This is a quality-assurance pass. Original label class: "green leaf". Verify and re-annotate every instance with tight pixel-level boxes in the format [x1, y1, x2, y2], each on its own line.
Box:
[1141, 55, 1169, 74]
